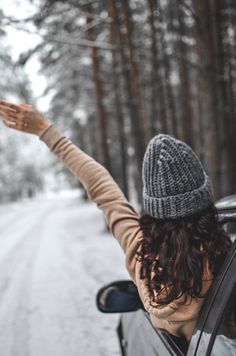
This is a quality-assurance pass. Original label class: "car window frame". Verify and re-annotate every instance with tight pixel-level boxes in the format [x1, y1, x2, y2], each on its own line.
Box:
[207, 281, 236, 355]
[144, 312, 186, 356]
[120, 309, 179, 356]
[187, 239, 236, 356]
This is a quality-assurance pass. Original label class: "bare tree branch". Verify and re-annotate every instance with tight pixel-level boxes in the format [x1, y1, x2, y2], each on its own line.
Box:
[2, 22, 115, 50]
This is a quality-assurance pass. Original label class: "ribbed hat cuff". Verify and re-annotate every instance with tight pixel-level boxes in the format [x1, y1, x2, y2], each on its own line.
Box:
[143, 174, 214, 219]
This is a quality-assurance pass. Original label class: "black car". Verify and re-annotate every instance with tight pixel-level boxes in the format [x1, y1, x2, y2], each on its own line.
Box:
[96, 195, 236, 356]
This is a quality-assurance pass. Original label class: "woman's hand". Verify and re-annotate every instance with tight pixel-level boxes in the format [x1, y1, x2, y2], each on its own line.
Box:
[0, 99, 52, 136]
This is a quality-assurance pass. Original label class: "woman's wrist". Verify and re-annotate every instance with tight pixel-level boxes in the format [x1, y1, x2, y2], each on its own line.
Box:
[37, 120, 53, 137]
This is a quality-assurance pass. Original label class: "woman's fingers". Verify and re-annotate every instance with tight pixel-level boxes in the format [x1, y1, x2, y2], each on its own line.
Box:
[2, 116, 29, 131]
[2, 120, 23, 131]
[0, 111, 18, 125]
[0, 99, 20, 112]
[0, 108, 17, 120]
[0, 109, 26, 132]
[1, 115, 33, 133]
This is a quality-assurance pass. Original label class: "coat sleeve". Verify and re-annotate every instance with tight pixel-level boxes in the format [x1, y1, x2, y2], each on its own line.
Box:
[39, 125, 143, 281]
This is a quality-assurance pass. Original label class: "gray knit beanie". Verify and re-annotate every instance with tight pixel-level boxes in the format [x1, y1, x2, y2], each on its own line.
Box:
[142, 134, 214, 219]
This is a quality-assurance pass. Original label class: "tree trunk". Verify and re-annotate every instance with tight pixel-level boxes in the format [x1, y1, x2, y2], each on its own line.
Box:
[158, 2, 178, 137]
[216, 0, 236, 196]
[147, 0, 168, 135]
[107, 0, 129, 198]
[85, 3, 111, 172]
[194, 0, 221, 199]
[119, 0, 148, 148]
[113, 0, 147, 206]
[176, 3, 194, 146]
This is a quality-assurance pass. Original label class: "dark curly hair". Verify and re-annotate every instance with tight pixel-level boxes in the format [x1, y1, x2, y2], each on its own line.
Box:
[137, 204, 232, 306]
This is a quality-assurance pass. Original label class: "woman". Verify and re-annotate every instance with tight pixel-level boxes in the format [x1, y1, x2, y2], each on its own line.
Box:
[0, 99, 232, 341]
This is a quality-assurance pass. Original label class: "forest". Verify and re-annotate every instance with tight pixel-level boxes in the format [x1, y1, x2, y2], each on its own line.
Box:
[0, 0, 236, 206]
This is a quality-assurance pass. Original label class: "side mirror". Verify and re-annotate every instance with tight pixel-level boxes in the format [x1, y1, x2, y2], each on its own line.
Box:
[96, 280, 143, 313]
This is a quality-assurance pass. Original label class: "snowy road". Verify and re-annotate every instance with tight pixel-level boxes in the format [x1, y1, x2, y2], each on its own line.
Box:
[0, 193, 129, 356]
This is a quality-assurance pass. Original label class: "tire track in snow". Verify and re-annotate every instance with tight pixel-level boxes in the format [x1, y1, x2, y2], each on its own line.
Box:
[0, 201, 57, 356]
[0, 201, 40, 232]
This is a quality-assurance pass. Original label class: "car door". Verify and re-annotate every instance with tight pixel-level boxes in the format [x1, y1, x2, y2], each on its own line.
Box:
[187, 239, 236, 356]
[119, 309, 186, 356]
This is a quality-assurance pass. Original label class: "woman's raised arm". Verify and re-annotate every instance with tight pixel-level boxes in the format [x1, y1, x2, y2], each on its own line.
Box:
[0, 99, 143, 281]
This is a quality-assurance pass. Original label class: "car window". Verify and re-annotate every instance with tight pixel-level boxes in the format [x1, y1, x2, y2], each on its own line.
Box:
[223, 222, 236, 242]
[120, 310, 179, 356]
[210, 283, 236, 356]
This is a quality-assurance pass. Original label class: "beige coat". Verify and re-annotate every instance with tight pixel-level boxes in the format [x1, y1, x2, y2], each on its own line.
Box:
[40, 125, 212, 341]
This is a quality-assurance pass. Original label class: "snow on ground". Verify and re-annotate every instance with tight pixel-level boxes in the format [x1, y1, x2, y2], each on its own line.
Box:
[0, 192, 129, 356]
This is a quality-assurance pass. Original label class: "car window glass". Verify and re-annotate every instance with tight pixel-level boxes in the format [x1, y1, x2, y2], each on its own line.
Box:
[223, 222, 236, 242]
[210, 283, 236, 356]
